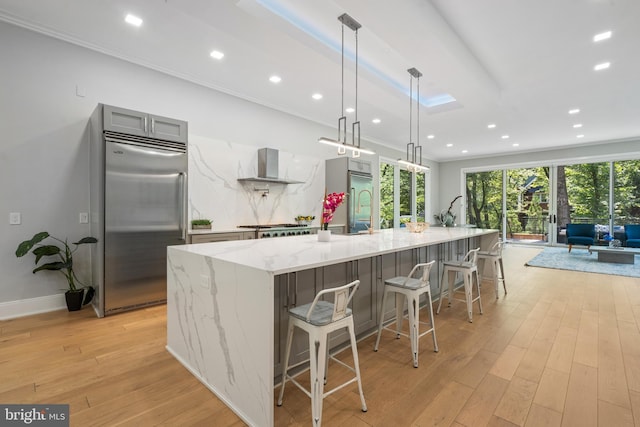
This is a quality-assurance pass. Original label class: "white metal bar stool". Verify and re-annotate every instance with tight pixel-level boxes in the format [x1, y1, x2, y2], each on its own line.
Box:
[277, 280, 367, 427]
[477, 241, 507, 299]
[374, 260, 438, 368]
[437, 248, 483, 322]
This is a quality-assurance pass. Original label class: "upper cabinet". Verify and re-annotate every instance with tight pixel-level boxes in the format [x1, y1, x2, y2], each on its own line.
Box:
[103, 105, 188, 143]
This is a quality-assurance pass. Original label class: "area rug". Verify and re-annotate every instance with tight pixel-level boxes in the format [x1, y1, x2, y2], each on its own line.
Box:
[525, 246, 640, 278]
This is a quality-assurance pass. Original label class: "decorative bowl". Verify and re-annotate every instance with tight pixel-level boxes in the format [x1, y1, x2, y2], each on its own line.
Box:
[406, 222, 429, 233]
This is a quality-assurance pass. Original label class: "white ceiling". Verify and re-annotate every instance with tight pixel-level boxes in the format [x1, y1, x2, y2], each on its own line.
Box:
[1, 0, 639, 161]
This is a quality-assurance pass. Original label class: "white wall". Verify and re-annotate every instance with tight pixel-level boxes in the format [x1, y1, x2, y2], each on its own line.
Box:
[438, 139, 640, 222]
[1, 21, 426, 315]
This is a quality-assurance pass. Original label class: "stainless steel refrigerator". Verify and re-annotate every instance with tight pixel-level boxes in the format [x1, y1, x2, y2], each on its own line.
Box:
[89, 104, 188, 316]
[325, 157, 374, 234]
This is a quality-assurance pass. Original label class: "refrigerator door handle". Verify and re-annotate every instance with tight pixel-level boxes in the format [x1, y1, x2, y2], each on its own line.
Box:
[180, 172, 188, 241]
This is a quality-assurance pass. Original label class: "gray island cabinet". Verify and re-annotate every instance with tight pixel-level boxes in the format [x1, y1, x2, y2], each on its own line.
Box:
[167, 227, 498, 427]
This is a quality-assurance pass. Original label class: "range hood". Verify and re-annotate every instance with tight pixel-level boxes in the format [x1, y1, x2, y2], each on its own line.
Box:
[237, 148, 302, 185]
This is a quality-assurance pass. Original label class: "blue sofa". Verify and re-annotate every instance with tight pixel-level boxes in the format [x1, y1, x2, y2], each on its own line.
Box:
[625, 224, 640, 248]
[566, 223, 595, 252]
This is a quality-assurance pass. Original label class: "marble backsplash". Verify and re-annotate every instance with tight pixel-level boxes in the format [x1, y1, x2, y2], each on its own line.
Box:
[188, 135, 325, 229]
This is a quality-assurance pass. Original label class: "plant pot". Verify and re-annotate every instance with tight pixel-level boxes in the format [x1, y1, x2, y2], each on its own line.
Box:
[317, 230, 331, 242]
[192, 224, 212, 230]
[65, 289, 85, 312]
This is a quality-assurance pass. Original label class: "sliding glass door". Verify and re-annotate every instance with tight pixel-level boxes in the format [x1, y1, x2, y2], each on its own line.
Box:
[506, 167, 550, 244]
[465, 157, 639, 246]
[555, 162, 609, 244]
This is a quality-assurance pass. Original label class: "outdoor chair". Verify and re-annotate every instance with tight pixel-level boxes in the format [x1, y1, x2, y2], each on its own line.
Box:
[624, 224, 640, 248]
[566, 223, 595, 252]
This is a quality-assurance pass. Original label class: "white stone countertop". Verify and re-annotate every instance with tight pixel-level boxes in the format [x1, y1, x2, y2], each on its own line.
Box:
[172, 227, 498, 275]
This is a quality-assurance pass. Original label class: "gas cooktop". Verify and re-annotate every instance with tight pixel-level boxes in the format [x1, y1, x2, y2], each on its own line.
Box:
[237, 224, 307, 229]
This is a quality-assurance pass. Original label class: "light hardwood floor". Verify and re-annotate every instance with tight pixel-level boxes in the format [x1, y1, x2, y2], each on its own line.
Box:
[1, 246, 639, 426]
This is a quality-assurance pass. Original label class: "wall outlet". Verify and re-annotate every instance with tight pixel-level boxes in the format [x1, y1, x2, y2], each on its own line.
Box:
[9, 212, 21, 225]
[79, 212, 89, 224]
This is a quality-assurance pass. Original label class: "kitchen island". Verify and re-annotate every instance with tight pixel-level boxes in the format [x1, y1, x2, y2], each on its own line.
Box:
[166, 227, 498, 426]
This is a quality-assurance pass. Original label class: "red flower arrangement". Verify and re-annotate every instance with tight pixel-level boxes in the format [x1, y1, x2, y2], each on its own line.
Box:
[321, 191, 346, 230]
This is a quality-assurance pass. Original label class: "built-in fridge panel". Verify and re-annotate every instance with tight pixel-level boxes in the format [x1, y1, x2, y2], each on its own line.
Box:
[325, 157, 374, 234]
[90, 104, 188, 317]
[348, 172, 374, 233]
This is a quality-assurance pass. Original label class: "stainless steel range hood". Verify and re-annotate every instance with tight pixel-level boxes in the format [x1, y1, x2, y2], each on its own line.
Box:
[237, 148, 302, 184]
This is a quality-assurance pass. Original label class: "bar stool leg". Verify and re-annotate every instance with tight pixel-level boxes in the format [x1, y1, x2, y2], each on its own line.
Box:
[475, 269, 483, 315]
[464, 270, 473, 323]
[426, 290, 439, 352]
[499, 257, 507, 294]
[408, 294, 419, 367]
[347, 320, 368, 413]
[374, 288, 390, 352]
[277, 320, 296, 406]
[493, 258, 500, 299]
[310, 330, 327, 427]
[395, 294, 405, 338]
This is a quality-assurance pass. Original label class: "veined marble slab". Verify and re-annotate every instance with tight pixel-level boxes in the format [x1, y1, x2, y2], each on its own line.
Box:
[176, 227, 498, 275]
[167, 227, 498, 426]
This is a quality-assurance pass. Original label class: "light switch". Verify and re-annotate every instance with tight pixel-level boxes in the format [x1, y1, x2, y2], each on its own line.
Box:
[79, 212, 89, 224]
[9, 212, 21, 225]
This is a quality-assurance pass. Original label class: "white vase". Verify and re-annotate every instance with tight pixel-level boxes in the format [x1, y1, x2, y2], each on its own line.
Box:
[317, 229, 331, 242]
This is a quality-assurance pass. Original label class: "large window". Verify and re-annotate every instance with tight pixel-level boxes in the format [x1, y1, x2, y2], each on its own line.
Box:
[379, 162, 395, 229]
[466, 170, 502, 231]
[379, 159, 428, 229]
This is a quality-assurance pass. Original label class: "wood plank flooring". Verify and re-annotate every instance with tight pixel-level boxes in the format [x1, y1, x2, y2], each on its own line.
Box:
[1, 246, 639, 426]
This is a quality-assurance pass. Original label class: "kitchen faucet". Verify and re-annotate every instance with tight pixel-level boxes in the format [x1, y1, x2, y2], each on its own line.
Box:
[356, 188, 374, 233]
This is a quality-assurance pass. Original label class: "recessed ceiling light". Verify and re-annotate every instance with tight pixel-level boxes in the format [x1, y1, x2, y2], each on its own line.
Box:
[568, 108, 580, 114]
[269, 75, 281, 83]
[125, 14, 143, 27]
[461, 150, 468, 154]
[573, 124, 583, 128]
[372, 118, 381, 124]
[345, 107, 355, 113]
[512, 143, 519, 147]
[210, 50, 224, 60]
[501, 135, 509, 139]
[593, 31, 612, 42]
[594, 62, 610, 71]
[312, 93, 323, 100]
[577, 134, 585, 138]
[487, 124, 496, 129]
[446, 143, 453, 147]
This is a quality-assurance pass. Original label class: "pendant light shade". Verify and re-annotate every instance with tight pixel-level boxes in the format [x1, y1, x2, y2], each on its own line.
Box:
[400, 67, 429, 172]
[318, 13, 374, 157]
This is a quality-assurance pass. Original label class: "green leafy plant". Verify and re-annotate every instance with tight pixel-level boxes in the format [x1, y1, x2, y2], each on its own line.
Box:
[16, 232, 97, 304]
[191, 219, 212, 226]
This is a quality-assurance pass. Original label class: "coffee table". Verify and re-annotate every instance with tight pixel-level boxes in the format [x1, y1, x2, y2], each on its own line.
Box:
[589, 247, 640, 264]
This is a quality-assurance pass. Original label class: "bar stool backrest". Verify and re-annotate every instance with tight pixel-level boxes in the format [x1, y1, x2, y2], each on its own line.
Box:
[489, 241, 504, 256]
[464, 248, 481, 266]
[304, 280, 360, 323]
[404, 260, 436, 287]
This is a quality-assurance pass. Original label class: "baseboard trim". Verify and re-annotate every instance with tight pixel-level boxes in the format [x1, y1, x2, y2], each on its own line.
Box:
[0, 294, 66, 320]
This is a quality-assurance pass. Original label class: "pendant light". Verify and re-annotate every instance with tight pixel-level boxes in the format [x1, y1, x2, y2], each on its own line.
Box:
[398, 67, 429, 172]
[318, 13, 375, 157]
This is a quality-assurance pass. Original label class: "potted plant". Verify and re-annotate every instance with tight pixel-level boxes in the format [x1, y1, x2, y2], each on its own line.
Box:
[15, 231, 97, 311]
[191, 219, 212, 230]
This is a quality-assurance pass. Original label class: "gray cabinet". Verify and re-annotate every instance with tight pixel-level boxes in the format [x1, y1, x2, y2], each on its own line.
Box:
[103, 105, 188, 143]
[190, 232, 254, 243]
